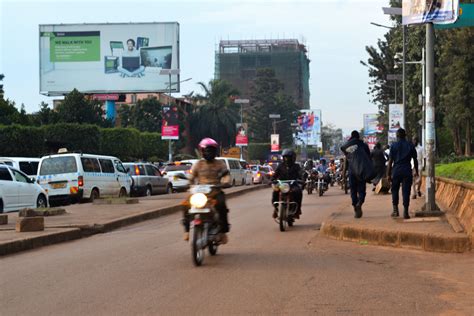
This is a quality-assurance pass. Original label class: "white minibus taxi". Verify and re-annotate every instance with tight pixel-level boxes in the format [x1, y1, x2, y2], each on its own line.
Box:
[37, 152, 132, 204]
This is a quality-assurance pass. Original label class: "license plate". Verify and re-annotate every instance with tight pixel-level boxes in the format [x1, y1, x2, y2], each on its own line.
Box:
[189, 208, 210, 214]
[51, 182, 67, 189]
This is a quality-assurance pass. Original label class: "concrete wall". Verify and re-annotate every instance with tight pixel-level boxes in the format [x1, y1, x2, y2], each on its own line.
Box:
[430, 177, 474, 246]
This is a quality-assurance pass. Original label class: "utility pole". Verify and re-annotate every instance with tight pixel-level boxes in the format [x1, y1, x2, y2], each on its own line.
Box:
[402, 25, 407, 130]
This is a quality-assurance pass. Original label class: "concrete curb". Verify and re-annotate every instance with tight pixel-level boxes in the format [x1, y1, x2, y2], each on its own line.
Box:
[1, 185, 269, 256]
[320, 222, 471, 253]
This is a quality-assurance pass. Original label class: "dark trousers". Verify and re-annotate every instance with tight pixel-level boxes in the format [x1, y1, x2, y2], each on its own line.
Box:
[183, 190, 229, 233]
[349, 173, 366, 206]
[391, 172, 413, 208]
[272, 187, 303, 213]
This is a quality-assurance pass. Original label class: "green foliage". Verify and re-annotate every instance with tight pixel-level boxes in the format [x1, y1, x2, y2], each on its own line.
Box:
[0, 98, 21, 125]
[55, 89, 111, 126]
[100, 128, 141, 161]
[436, 159, 474, 182]
[248, 143, 270, 161]
[43, 123, 101, 154]
[248, 69, 299, 145]
[140, 132, 168, 161]
[0, 125, 45, 157]
[119, 97, 163, 132]
[191, 79, 240, 148]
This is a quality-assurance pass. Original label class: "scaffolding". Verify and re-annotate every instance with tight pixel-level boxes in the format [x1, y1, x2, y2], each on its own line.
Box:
[215, 39, 310, 109]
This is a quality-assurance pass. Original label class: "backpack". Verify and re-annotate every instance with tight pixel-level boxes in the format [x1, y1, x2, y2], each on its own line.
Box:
[350, 143, 376, 182]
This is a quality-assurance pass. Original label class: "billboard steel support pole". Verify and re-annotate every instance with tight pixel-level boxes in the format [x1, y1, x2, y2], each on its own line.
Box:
[106, 100, 116, 123]
[402, 25, 406, 130]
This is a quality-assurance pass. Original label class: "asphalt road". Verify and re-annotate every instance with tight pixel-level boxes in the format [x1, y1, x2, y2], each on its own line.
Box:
[1, 187, 473, 315]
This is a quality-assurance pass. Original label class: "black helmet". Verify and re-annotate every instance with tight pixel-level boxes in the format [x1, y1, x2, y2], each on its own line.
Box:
[282, 149, 296, 165]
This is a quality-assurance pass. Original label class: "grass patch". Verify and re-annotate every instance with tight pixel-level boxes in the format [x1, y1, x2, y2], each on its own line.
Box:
[436, 160, 474, 183]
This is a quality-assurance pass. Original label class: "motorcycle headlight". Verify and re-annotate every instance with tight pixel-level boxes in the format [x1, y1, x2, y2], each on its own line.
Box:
[280, 183, 291, 193]
[190, 193, 208, 208]
[272, 183, 280, 191]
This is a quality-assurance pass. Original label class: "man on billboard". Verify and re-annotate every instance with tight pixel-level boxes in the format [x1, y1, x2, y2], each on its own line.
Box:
[118, 38, 145, 78]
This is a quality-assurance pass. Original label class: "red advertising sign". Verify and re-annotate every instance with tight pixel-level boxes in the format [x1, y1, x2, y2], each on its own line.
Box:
[162, 106, 179, 140]
[366, 135, 377, 150]
[236, 123, 248, 146]
[271, 134, 280, 152]
[92, 94, 119, 101]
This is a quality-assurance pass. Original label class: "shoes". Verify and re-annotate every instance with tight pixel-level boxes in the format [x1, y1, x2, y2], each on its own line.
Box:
[417, 191, 422, 197]
[354, 204, 363, 218]
[403, 208, 410, 219]
[220, 233, 228, 244]
[391, 205, 399, 218]
[294, 213, 300, 219]
[272, 208, 278, 219]
[183, 232, 189, 241]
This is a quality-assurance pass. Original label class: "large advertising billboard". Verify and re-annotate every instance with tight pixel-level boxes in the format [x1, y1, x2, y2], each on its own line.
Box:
[363, 113, 380, 136]
[236, 123, 248, 146]
[294, 109, 322, 147]
[403, 0, 459, 25]
[39, 22, 179, 95]
[388, 104, 405, 143]
[162, 105, 179, 140]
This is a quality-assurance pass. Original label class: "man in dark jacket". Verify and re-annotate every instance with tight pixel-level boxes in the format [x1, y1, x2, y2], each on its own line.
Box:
[341, 130, 371, 218]
[387, 128, 418, 219]
[272, 149, 303, 219]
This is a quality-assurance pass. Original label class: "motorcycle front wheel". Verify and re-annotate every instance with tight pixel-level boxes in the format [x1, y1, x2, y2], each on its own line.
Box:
[307, 184, 313, 195]
[319, 187, 324, 196]
[192, 226, 205, 266]
[279, 204, 287, 232]
[209, 241, 218, 256]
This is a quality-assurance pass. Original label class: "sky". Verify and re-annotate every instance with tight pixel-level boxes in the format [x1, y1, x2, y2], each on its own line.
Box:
[0, 0, 393, 135]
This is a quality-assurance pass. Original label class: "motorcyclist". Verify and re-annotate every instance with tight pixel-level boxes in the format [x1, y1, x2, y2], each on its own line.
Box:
[271, 149, 303, 219]
[183, 138, 231, 243]
[316, 158, 331, 184]
[304, 159, 314, 171]
[329, 159, 337, 173]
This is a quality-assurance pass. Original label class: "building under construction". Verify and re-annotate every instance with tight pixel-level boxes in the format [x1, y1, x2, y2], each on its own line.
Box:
[215, 39, 310, 109]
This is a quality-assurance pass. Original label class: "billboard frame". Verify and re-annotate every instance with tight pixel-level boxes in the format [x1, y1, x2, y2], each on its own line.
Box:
[39, 22, 180, 96]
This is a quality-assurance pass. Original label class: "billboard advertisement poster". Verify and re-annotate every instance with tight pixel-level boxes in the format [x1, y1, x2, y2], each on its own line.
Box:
[294, 109, 322, 146]
[236, 123, 248, 146]
[271, 134, 280, 152]
[389, 104, 404, 144]
[365, 135, 378, 150]
[221, 147, 241, 159]
[363, 113, 379, 136]
[403, 0, 459, 25]
[162, 105, 179, 140]
[39, 22, 179, 95]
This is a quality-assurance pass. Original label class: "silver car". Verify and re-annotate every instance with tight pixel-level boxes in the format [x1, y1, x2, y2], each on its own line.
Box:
[124, 163, 172, 196]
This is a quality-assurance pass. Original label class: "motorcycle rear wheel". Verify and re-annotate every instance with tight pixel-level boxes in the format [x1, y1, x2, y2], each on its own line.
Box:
[192, 226, 205, 266]
[319, 187, 324, 196]
[209, 241, 218, 256]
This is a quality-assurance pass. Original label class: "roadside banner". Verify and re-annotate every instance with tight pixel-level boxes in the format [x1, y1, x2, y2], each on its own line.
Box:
[294, 109, 322, 146]
[366, 135, 378, 150]
[403, 0, 459, 25]
[161, 105, 179, 140]
[236, 123, 248, 146]
[221, 147, 241, 159]
[388, 104, 404, 143]
[271, 134, 280, 152]
[363, 114, 379, 136]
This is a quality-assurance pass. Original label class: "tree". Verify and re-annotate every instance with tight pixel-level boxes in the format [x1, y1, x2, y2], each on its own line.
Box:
[55, 89, 110, 126]
[190, 79, 240, 148]
[31, 102, 58, 126]
[321, 124, 343, 155]
[119, 97, 162, 132]
[248, 68, 299, 146]
[0, 98, 20, 125]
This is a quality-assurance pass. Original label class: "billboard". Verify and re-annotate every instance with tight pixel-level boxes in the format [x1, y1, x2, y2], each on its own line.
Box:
[389, 104, 405, 143]
[294, 109, 322, 146]
[236, 123, 248, 146]
[403, 0, 459, 25]
[271, 134, 280, 152]
[162, 105, 179, 140]
[39, 22, 180, 95]
[363, 114, 380, 136]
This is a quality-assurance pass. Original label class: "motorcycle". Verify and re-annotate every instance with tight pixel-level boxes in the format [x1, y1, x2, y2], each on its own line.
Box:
[305, 169, 318, 195]
[187, 184, 224, 266]
[316, 172, 328, 196]
[272, 180, 299, 232]
[328, 171, 336, 187]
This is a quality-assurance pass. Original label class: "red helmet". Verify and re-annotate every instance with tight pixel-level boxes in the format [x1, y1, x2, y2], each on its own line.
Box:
[198, 138, 218, 149]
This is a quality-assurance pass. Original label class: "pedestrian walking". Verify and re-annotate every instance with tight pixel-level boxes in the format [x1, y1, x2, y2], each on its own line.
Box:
[387, 128, 418, 219]
[341, 130, 372, 218]
[370, 142, 386, 191]
[411, 137, 424, 199]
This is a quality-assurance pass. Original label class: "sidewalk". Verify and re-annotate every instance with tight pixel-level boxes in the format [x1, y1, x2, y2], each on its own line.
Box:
[321, 190, 471, 253]
[0, 185, 267, 256]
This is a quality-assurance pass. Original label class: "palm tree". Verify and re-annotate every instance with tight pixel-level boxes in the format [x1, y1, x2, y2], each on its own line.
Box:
[190, 79, 240, 148]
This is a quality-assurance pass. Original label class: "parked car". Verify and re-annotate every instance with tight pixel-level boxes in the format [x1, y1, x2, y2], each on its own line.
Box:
[216, 157, 246, 186]
[0, 157, 41, 180]
[240, 160, 253, 185]
[124, 162, 172, 196]
[161, 162, 193, 192]
[37, 151, 132, 204]
[250, 165, 273, 184]
[0, 165, 48, 213]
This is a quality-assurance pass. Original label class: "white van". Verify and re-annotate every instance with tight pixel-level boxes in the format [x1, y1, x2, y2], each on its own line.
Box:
[37, 152, 132, 204]
[217, 157, 246, 186]
[0, 157, 41, 179]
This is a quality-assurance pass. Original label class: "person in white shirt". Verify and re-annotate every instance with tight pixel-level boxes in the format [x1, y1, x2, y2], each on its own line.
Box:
[118, 38, 145, 77]
[411, 137, 424, 199]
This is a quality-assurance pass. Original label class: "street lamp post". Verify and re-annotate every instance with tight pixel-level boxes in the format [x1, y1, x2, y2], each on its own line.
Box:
[234, 98, 249, 160]
[159, 69, 181, 162]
